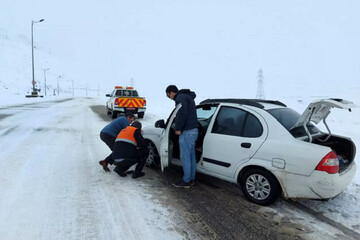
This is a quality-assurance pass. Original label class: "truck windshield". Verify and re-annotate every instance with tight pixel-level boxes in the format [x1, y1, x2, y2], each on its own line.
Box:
[267, 108, 320, 137]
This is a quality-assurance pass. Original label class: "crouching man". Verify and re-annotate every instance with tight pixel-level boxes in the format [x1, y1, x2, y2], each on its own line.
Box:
[113, 120, 149, 178]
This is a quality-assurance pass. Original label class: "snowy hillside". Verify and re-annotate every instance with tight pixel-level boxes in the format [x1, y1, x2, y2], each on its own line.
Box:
[0, 27, 102, 99]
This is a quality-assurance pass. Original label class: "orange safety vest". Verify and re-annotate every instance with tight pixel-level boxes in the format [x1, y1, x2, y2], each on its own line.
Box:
[115, 126, 137, 146]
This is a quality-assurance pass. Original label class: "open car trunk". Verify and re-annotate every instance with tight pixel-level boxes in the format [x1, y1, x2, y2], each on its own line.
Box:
[312, 134, 356, 173]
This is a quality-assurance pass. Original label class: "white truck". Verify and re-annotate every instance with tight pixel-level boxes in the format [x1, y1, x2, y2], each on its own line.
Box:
[106, 86, 146, 118]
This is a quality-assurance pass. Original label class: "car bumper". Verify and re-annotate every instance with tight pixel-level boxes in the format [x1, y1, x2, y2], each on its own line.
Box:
[278, 162, 356, 199]
[113, 107, 146, 113]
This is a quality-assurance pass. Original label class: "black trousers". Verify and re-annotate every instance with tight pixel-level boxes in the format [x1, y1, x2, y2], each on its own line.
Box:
[114, 147, 150, 174]
[100, 132, 116, 164]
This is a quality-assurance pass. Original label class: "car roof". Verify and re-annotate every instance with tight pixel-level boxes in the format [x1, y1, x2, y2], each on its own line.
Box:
[199, 99, 287, 109]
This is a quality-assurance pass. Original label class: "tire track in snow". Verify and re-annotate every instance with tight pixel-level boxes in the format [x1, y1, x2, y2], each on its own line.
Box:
[289, 201, 360, 240]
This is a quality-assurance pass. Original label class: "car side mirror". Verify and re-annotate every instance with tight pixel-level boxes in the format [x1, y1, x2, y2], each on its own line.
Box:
[155, 119, 166, 128]
[105, 94, 111, 97]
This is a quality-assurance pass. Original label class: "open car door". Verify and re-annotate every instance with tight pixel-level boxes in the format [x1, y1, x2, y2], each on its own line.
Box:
[159, 104, 182, 171]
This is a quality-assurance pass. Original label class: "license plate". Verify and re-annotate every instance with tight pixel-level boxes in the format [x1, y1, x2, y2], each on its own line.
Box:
[127, 108, 135, 110]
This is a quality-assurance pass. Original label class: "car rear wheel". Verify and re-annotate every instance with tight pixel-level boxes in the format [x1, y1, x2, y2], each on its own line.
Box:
[240, 168, 281, 205]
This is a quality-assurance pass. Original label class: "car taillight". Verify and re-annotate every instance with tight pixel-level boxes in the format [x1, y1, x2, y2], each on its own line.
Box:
[315, 151, 339, 174]
[114, 98, 119, 105]
[143, 99, 146, 106]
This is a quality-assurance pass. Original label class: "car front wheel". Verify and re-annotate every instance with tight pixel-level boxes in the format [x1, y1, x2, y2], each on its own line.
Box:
[145, 142, 160, 167]
[240, 168, 281, 206]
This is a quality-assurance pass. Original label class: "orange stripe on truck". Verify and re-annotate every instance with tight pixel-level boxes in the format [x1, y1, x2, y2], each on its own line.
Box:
[117, 98, 124, 106]
[116, 98, 145, 108]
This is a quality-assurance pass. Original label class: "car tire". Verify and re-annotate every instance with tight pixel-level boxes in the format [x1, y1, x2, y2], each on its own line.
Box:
[240, 168, 281, 206]
[138, 112, 144, 118]
[145, 142, 160, 167]
[111, 111, 118, 119]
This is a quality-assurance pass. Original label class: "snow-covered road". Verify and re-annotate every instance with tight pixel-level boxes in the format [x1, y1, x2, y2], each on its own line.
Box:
[0, 98, 194, 240]
[0, 97, 359, 240]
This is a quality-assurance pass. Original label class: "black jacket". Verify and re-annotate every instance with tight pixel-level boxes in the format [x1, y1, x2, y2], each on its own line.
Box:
[174, 89, 198, 131]
[113, 129, 147, 160]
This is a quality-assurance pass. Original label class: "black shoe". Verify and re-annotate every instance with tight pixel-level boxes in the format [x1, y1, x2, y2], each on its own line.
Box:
[132, 172, 145, 179]
[99, 160, 110, 172]
[173, 180, 191, 188]
[190, 180, 198, 186]
[114, 167, 127, 177]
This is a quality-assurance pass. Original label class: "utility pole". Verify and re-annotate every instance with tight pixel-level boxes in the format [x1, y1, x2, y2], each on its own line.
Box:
[57, 75, 62, 96]
[256, 68, 265, 99]
[31, 19, 44, 97]
[43, 68, 49, 96]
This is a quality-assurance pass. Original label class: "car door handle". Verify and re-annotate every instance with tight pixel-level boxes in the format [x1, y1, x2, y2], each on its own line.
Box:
[241, 143, 251, 148]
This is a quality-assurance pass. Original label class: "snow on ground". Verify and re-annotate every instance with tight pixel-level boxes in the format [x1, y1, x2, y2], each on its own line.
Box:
[0, 94, 359, 239]
[0, 97, 199, 240]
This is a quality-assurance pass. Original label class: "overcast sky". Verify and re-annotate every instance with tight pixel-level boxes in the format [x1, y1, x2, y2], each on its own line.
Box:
[1, 0, 359, 100]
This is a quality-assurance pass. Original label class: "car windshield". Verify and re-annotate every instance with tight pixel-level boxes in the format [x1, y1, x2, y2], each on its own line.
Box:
[197, 105, 217, 120]
[267, 108, 321, 137]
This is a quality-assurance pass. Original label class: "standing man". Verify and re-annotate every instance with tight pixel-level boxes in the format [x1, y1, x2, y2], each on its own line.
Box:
[166, 85, 198, 188]
[112, 121, 149, 178]
[99, 113, 135, 171]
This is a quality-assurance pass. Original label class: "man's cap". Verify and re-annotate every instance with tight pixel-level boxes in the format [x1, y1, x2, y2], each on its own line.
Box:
[165, 85, 178, 94]
[130, 120, 142, 130]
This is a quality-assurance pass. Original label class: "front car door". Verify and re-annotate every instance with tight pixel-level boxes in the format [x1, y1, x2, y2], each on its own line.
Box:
[159, 104, 182, 171]
[201, 104, 268, 179]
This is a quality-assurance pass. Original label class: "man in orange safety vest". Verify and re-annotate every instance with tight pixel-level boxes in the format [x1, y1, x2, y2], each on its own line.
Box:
[112, 121, 149, 178]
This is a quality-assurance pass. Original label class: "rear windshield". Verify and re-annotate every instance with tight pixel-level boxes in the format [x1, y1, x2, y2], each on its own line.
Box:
[267, 108, 320, 137]
[115, 90, 138, 97]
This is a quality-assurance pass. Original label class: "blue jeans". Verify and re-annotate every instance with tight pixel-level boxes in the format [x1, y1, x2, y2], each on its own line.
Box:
[179, 128, 199, 183]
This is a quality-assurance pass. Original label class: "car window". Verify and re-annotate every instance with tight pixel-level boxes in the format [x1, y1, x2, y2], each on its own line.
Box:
[115, 90, 139, 97]
[289, 125, 321, 137]
[267, 108, 299, 130]
[267, 108, 320, 137]
[131, 91, 139, 97]
[196, 105, 218, 137]
[243, 113, 263, 137]
[197, 105, 217, 120]
[211, 106, 262, 137]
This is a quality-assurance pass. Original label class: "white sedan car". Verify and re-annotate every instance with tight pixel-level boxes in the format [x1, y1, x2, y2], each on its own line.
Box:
[143, 98, 357, 205]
